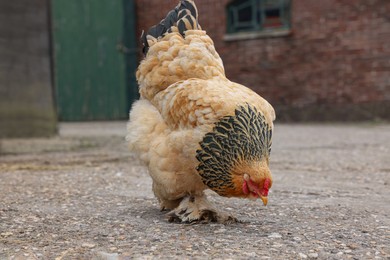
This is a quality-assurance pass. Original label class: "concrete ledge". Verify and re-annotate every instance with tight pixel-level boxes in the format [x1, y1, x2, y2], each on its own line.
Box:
[224, 29, 292, 41]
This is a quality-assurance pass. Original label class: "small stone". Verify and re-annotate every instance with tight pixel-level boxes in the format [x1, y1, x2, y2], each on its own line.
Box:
[245, 252, 257, 257]
[293, 236, 302, 241]
[0, 232, 13, 237]
[299, 253, 308, 259]
[376, 226, 388, 229]
[347, 243, 359, 249]
[272, 243, 283, 248]
[308, 253, 318, 259]
[82, 243, 96, 249]
[96, 251, 119, 260]
[214, 228, 226, 234]
[268, 233, 282, 238]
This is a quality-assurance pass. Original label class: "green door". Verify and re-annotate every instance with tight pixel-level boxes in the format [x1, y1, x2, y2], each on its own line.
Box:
[51, 0, 138, 121]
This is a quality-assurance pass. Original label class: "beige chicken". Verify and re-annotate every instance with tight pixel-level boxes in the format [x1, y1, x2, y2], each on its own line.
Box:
[127, 0, 275, 223]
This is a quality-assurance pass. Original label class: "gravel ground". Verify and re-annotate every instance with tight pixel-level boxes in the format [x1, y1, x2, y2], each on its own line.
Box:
[0, 122, 389, 259]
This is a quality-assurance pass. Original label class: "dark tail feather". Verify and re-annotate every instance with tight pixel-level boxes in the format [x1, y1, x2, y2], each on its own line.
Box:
[141, 0, 200, 55]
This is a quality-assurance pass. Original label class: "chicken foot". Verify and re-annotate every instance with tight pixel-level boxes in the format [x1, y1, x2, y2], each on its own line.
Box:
[167, 194, 238, 224]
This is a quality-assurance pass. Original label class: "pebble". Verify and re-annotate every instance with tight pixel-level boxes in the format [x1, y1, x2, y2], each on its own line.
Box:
[244, 252, 257, 257]
[0, 232, 13, 237]
[214, 228, 226, 234]
[376, 226, 388, 229]
[299, 253, 308, 259]
[308, 253, 318, 259]
[347, 243, 359, 249]
[96, 251, 119, 260]
[268, 233, 282, 238]
[81, 243, 96, 249]
[272, 243, 283, 248]
[293, 236, 302, 241]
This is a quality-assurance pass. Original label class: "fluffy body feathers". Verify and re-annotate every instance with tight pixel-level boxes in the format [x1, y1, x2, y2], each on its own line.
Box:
[127, 0, 275, 223]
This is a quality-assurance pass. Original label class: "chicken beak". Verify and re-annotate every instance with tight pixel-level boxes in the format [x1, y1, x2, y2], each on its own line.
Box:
[255, 190, 268, 206]
[260, 196, 268, 206]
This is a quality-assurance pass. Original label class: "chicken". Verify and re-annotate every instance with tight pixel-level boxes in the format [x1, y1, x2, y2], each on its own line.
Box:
[126, 0, 275, 223]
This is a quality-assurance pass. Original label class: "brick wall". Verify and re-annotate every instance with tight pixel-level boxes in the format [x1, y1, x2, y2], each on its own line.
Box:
[134, 0, 390, 121]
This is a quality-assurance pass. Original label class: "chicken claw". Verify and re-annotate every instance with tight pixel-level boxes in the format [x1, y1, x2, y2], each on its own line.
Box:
[166, 195, 239, 224]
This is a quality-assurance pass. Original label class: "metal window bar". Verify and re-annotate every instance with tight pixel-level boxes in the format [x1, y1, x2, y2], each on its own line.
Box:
[259, 0, 265, 30]
[251, 0, 259, 30]
[280, 0, 291, 29]
[280, 0, 285, 27]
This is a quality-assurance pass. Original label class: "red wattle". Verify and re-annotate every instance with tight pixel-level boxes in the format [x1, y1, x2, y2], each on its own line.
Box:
[242, 181, 249, 194]
[264, 178, 271, 190]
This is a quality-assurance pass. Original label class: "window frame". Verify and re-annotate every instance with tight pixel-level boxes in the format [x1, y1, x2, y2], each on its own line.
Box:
[226, 0, 291, 36]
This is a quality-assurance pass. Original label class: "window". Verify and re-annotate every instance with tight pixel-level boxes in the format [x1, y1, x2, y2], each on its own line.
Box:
[226, 0, 291, 35]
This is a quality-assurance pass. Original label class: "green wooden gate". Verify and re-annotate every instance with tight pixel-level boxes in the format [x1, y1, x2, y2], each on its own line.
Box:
[51, 0, 138, 121]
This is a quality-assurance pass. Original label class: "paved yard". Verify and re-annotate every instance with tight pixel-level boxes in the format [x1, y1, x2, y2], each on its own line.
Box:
[0, 122, 389, 259]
